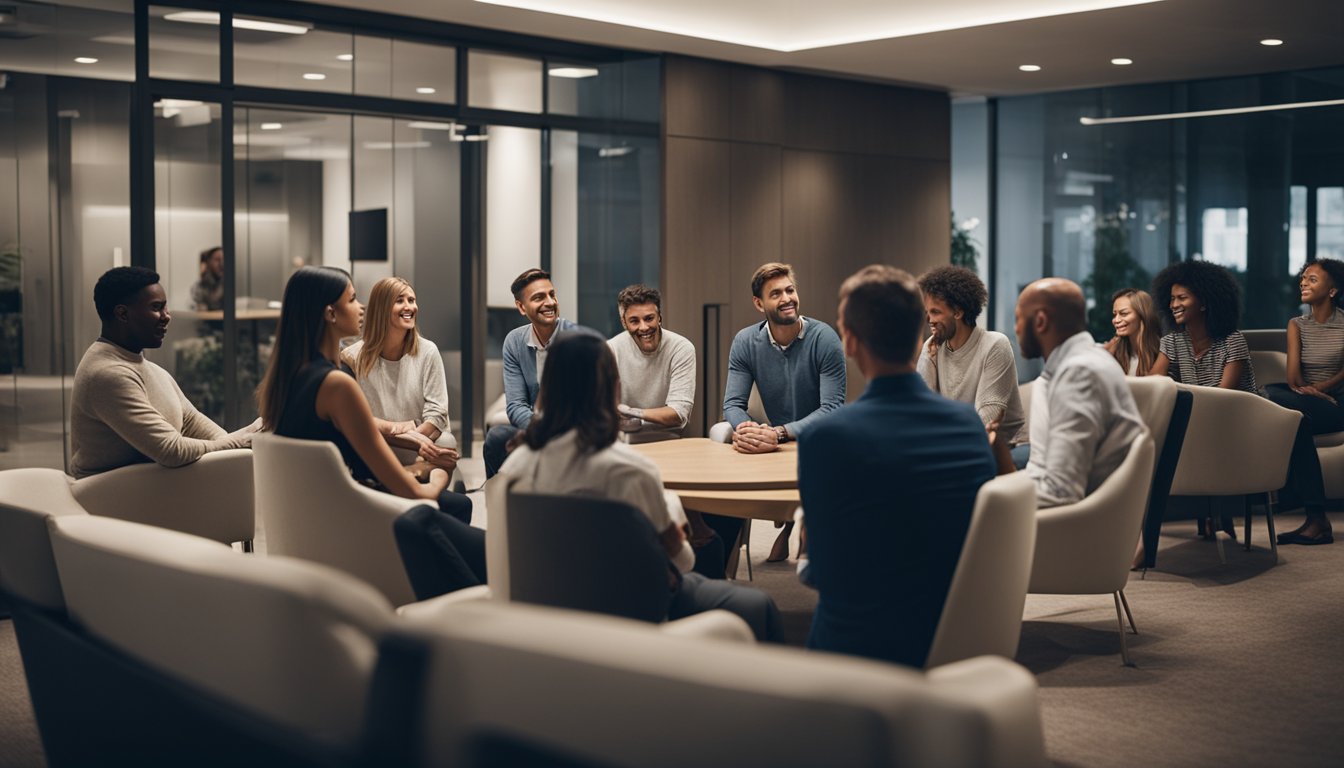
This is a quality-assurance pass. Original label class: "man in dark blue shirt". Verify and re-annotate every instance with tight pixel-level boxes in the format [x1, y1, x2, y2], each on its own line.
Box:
[798, 264, 997, 668]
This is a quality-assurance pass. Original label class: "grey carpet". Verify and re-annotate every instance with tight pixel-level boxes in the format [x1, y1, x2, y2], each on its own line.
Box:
[3, 512, 1340, 767]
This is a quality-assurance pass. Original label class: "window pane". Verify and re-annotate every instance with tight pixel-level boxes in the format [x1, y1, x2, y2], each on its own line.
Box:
[548, 56, 658, 121]
[0, 1, 135, 82]
[1320, 187, 1344, 261]
[1289, 185, 1307, 277]
[351, 37, 457, 104]
[469, 51, 541, 113]
[149, 5, 220, 82]
[235, 24, 353, 94]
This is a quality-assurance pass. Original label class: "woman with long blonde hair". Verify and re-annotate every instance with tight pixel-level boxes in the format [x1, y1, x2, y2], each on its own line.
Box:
[340, 276, 471, 523]
[1103, 288, 1162, 376]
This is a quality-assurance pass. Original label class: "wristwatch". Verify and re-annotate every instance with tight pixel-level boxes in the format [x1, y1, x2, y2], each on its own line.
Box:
[774, 425, 790, 443]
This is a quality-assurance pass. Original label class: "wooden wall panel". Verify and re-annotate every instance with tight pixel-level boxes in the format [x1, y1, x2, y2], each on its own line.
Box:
[664, 57, 734, 140]
[728, 142, 782, 337]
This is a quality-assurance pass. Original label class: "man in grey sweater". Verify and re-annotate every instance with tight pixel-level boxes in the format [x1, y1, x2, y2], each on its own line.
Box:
[70, 266, 256, 478]
[916, 266, 1025, 444]
[706, 263, 846, 563]
[607, 284, 695, 443]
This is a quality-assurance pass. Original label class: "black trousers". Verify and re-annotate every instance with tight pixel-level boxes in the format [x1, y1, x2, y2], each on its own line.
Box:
[393, 505, 488, 601]
[1265, 384, 1337, 516]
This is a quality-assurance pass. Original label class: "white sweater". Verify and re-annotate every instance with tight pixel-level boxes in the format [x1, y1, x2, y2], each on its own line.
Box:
[917, 325, 1026, 442]
[343, 336, 453, 444]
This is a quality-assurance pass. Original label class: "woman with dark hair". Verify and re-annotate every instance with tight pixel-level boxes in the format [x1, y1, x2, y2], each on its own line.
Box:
[257, 266, 485, 588]
[1149, 260, 1257, 392]
[1266, 258, 1344, 545]
[1103, 288, 1162, 376]
[498, 331, 784, 642]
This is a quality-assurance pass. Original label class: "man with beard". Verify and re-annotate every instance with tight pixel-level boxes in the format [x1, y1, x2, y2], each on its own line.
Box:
[483, 267, 577, 478]
[70, 266, 257, 478]
[993, 278, 1144, 507]
[705, 262, 846, 564]
[916, 266, 1024, 443]
[607, 284, 695, 443]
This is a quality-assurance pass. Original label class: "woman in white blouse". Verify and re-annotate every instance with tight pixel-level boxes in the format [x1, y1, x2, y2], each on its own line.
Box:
[343, 276, 469, 520]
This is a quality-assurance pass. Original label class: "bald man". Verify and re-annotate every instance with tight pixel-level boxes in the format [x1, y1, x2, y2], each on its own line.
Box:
[992, 278, 1145, 507]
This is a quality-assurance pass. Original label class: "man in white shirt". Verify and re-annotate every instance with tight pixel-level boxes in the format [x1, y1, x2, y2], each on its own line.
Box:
[992, 278, 1145, 507]
[607, 284, 695, 443]
[916, 266, 1025, 442]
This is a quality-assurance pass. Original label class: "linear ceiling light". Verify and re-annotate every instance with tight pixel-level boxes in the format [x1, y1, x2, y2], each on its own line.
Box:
[163, 11, 310, 35]
[1080, 98, 1344, 125]
[407, 121, 456, 130]
[473, 0, 1165, 52]
[549, 66, 599, 78]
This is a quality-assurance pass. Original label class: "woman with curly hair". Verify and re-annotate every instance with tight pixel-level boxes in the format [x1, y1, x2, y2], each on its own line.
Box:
[1149, 260, 1257, 392]
[1103, 288, 1162, 376]
[1266, 258, 1344, 545]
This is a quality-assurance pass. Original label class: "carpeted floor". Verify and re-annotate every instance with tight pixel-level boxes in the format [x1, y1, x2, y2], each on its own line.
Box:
[4, 507, 1342, 767]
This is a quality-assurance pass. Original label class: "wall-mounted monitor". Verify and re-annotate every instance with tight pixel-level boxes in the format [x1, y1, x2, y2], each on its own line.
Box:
[349, 208, 388, 262]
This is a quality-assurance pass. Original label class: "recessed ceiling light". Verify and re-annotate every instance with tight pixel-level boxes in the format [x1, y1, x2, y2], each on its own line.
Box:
[549, 66, 600, 79]
[73, 57, 99, 64]
[415, 87, 436, 94]
[1111, 57, 1133, 65]
[302, 73, 326, 81]
[407, 121, 455, 131]
[260, 122, 282, 130]
[163, 11, 310, 35]
[1260, 38, 1283, 46]
[337, 53, 354, 61]
[1019, 64, 1041, 72]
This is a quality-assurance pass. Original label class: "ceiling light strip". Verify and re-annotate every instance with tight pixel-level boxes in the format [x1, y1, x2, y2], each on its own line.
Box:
[1080, 98, 1344, 125]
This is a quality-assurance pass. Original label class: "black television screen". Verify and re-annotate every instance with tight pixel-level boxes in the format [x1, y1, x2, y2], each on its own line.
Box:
[349, 208, 388, 262]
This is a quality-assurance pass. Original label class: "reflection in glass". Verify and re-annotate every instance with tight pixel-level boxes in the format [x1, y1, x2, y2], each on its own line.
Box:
[548, 56, 659, 121]
[469, 51, 542, 113]
[1320, 188, 1344, 261]
[0, 1, 135, 82]
[149, 5, 220, 82]
[235, 24, 352, 94]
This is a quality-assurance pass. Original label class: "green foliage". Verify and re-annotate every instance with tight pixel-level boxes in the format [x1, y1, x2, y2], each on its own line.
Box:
[951, 214, 980, 271]
[1082, 213, 1151, 341]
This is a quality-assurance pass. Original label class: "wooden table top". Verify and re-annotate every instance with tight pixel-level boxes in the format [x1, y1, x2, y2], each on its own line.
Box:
[181, 308, 282, 321]
[631, 437, 798, 491]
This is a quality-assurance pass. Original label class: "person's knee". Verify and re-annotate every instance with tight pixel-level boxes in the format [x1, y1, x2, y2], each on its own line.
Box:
[707, 421, 733, 443]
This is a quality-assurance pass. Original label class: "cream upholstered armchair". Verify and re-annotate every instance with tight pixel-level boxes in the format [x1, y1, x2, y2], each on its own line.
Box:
[926, 473, 1037, 669]
[393, 599, 1048, 768]
[252, 433, 422, 606]
[70, 448, 256, 548]
[0, 468, 90, 612]
[1168, 384, 1301, 564]
[1028, 433, 1155, 666]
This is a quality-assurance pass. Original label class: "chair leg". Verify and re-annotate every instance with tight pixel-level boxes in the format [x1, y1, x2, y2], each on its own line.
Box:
[1113, 592, 1134, 667]
[1243, 495, 1253, 551]
[742, 520, 753, 581]
[1215, 528, 1227, 565]
[1117, 589, 1138, 634]
[1266, 491, 1279, 565]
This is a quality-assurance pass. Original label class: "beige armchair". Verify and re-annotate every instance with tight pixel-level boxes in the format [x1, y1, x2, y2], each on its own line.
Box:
[396, 599, 1048, 768]
[70, 448, 255, 548]
[252, 434, 422, 606]
[1169, 384, 1301, 564]
[0, 468, 89, 611]
[1249, 350, 1288, 387]
[1029, 433, 1155, 666]
[926, 473, 1037, 669]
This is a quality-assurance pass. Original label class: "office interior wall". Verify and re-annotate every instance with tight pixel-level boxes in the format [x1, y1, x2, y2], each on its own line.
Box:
[663, 56, 951, 436]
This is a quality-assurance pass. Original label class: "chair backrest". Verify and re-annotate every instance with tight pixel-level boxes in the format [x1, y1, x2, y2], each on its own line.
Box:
[502, 490, 672, 623]
[927, 473, 1037, 669]
[47, 514, 393, 748]
[395, 600, 1048, 768]
[1125, 376, 1177, 459]
[1029, 433, 1155, 595]
[252, 433, 420, 606]
[0, 468, 88, 610]
[1242, 328, 1287, 353]
[1249, 350, 1288, 387]
[1169, 384, 1301, 496]
[70, 448, 255, 545]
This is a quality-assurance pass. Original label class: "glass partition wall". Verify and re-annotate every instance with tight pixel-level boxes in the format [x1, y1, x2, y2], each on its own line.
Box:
[0, 0, 661, 471]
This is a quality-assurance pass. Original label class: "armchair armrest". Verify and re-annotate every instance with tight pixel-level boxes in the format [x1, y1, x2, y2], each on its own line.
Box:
[396, 585, 493, 620]
[657, 609, 756, 644]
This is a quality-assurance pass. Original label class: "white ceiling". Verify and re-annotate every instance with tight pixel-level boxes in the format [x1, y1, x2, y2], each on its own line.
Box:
[314, 0, 1344, 96]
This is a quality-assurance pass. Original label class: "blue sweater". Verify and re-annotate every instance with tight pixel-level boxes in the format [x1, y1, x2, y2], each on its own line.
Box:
[722, 318, 846, 438]
[799, 373, 996, 667]
[502, 318, 577, 429]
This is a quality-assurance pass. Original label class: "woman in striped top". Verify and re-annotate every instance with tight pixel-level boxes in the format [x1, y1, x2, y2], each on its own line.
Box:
[1149, 260, 1257, 392]
[1267, 258, 1344, 545]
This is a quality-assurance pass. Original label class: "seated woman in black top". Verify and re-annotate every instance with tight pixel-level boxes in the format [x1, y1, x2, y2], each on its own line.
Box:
[257, 266, 484, 591]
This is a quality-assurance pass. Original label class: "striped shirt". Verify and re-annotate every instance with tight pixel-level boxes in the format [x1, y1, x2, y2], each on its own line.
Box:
[1160, 330, 1257, 393]
[1293, 307, 1344, 396]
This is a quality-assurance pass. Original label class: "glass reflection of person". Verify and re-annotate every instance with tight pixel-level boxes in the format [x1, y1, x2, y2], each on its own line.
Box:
[192, 246, 225, 312]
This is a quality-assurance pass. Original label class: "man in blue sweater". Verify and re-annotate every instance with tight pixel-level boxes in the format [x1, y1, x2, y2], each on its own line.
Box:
[483, 268, 577, 478]
[703, 263, 846, 564]
[797, 264, 996, 667]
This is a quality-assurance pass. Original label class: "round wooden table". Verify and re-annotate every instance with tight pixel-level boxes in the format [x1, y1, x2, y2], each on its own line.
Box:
[631, 438, 800, 521]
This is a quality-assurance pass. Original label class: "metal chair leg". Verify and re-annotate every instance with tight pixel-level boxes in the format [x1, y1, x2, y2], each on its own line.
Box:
[1243, 495, 1253, 551]
[1113, 592, 1134, 667]
[1266, 491, 1279, 565]
[1117, 589, 1138, 634]
[742, 519, 753, 581]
